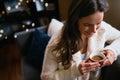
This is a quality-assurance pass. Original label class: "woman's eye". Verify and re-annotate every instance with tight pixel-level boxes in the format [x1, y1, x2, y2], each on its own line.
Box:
[84, 24, 90, 27]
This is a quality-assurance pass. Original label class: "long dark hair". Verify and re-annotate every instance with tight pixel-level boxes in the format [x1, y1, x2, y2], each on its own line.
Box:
[53, 0, 109, 69]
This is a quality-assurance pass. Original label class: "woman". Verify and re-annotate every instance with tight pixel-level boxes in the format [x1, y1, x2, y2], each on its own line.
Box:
[41, 0, 120, 80]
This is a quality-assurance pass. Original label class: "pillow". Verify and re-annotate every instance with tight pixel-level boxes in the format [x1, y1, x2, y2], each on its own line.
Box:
[26, 28, 51, 72]
[47, 18, 64, 36]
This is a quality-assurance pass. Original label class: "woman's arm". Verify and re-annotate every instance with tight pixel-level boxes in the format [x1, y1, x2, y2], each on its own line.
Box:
[101, 21, 120, 66]
[40, 46, 82, 80]
[40, 34, 82, 80]
[102, 21, 120, 58]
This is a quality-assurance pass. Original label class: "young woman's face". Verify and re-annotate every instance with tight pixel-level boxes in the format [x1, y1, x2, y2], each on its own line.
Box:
[78, 11, 104, 37]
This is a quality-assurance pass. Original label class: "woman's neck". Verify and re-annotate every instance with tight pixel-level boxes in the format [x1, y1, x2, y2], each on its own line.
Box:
[80, 34, 88, 53]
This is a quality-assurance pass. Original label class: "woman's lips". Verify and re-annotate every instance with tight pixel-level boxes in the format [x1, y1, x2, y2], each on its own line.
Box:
[84, 31, 95, 37]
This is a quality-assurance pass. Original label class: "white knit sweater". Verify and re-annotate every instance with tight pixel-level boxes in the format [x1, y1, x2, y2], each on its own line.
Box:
[41, 21, 120, 80]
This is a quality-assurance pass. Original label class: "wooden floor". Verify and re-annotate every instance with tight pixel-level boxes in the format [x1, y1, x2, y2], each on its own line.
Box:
[0, 41, 22, 80]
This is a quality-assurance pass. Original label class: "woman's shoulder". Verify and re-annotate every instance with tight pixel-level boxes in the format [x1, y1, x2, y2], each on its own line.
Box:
[101, 21, 120, 30]
[95, 21, 114, 37]
[101, 21, 120, 32]
[47, 29, 62, 47]
[101, 21, 112, 29]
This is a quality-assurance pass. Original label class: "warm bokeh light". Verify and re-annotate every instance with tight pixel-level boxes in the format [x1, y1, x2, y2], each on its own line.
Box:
[2, 11, 5, 15]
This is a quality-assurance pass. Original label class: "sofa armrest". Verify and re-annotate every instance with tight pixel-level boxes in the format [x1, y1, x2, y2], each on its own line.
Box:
[14, 26, 48, 56]
[102, 55, 120, 80]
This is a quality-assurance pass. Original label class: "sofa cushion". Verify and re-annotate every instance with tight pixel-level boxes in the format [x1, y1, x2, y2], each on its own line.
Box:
[25, 28, 51, 72]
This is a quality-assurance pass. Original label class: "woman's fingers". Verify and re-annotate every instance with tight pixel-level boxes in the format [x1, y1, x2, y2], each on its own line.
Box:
[101, 49, 115, 67]
[79, 60, 100, 75]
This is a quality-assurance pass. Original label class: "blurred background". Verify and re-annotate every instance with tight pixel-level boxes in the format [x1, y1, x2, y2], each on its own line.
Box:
[0, 0, 71, 80]
[0, 0, 120, 80]
[104, 0, 120, 30]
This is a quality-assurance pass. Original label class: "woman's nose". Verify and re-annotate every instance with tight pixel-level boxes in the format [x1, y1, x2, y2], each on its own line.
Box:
[91, 25, 97, 33]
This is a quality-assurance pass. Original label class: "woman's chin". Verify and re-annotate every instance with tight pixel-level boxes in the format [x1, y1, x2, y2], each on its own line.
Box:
[86, 34, 95, 37]
[84, 32, 94, 37]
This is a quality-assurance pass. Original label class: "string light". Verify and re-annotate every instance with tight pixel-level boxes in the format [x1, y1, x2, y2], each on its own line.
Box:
[26, 0, 29, 3]
[5, 36, 8, 39]
[22, 24, 26, 28]
[18, 2, 21, 6]
[0, 34, 2, 38]
[14, 35, 17, 38]
[0, 29, 4, 33]
[33, 0, 35, 2]
[41, 0, 44, 3]
[0, 29, 3, 39]
[25, 29, 29, 32]
[32, 23, 35, 27]
[15, 5, 19, 9]
[2, 11, 5, 14]
[45, 3, 48, 7]
[19, 0, 23, 2]
[7, 6, 11, 11]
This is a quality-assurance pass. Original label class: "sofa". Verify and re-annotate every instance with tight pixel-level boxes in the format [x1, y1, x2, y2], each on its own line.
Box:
[14, 19, 63, 80]
[14, 19, 120, 80]
[15, 26, 49, 80]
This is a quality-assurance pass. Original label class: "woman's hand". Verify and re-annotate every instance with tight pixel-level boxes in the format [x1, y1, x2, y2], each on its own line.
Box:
[78, 59, 100, 75]
[101, 50, 116, 67]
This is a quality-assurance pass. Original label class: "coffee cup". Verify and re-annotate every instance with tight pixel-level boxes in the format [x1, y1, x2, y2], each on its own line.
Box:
[89, 52, 106, 62]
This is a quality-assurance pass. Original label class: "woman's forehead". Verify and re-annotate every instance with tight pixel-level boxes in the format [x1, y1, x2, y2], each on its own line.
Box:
[78, 12, 104, 24]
